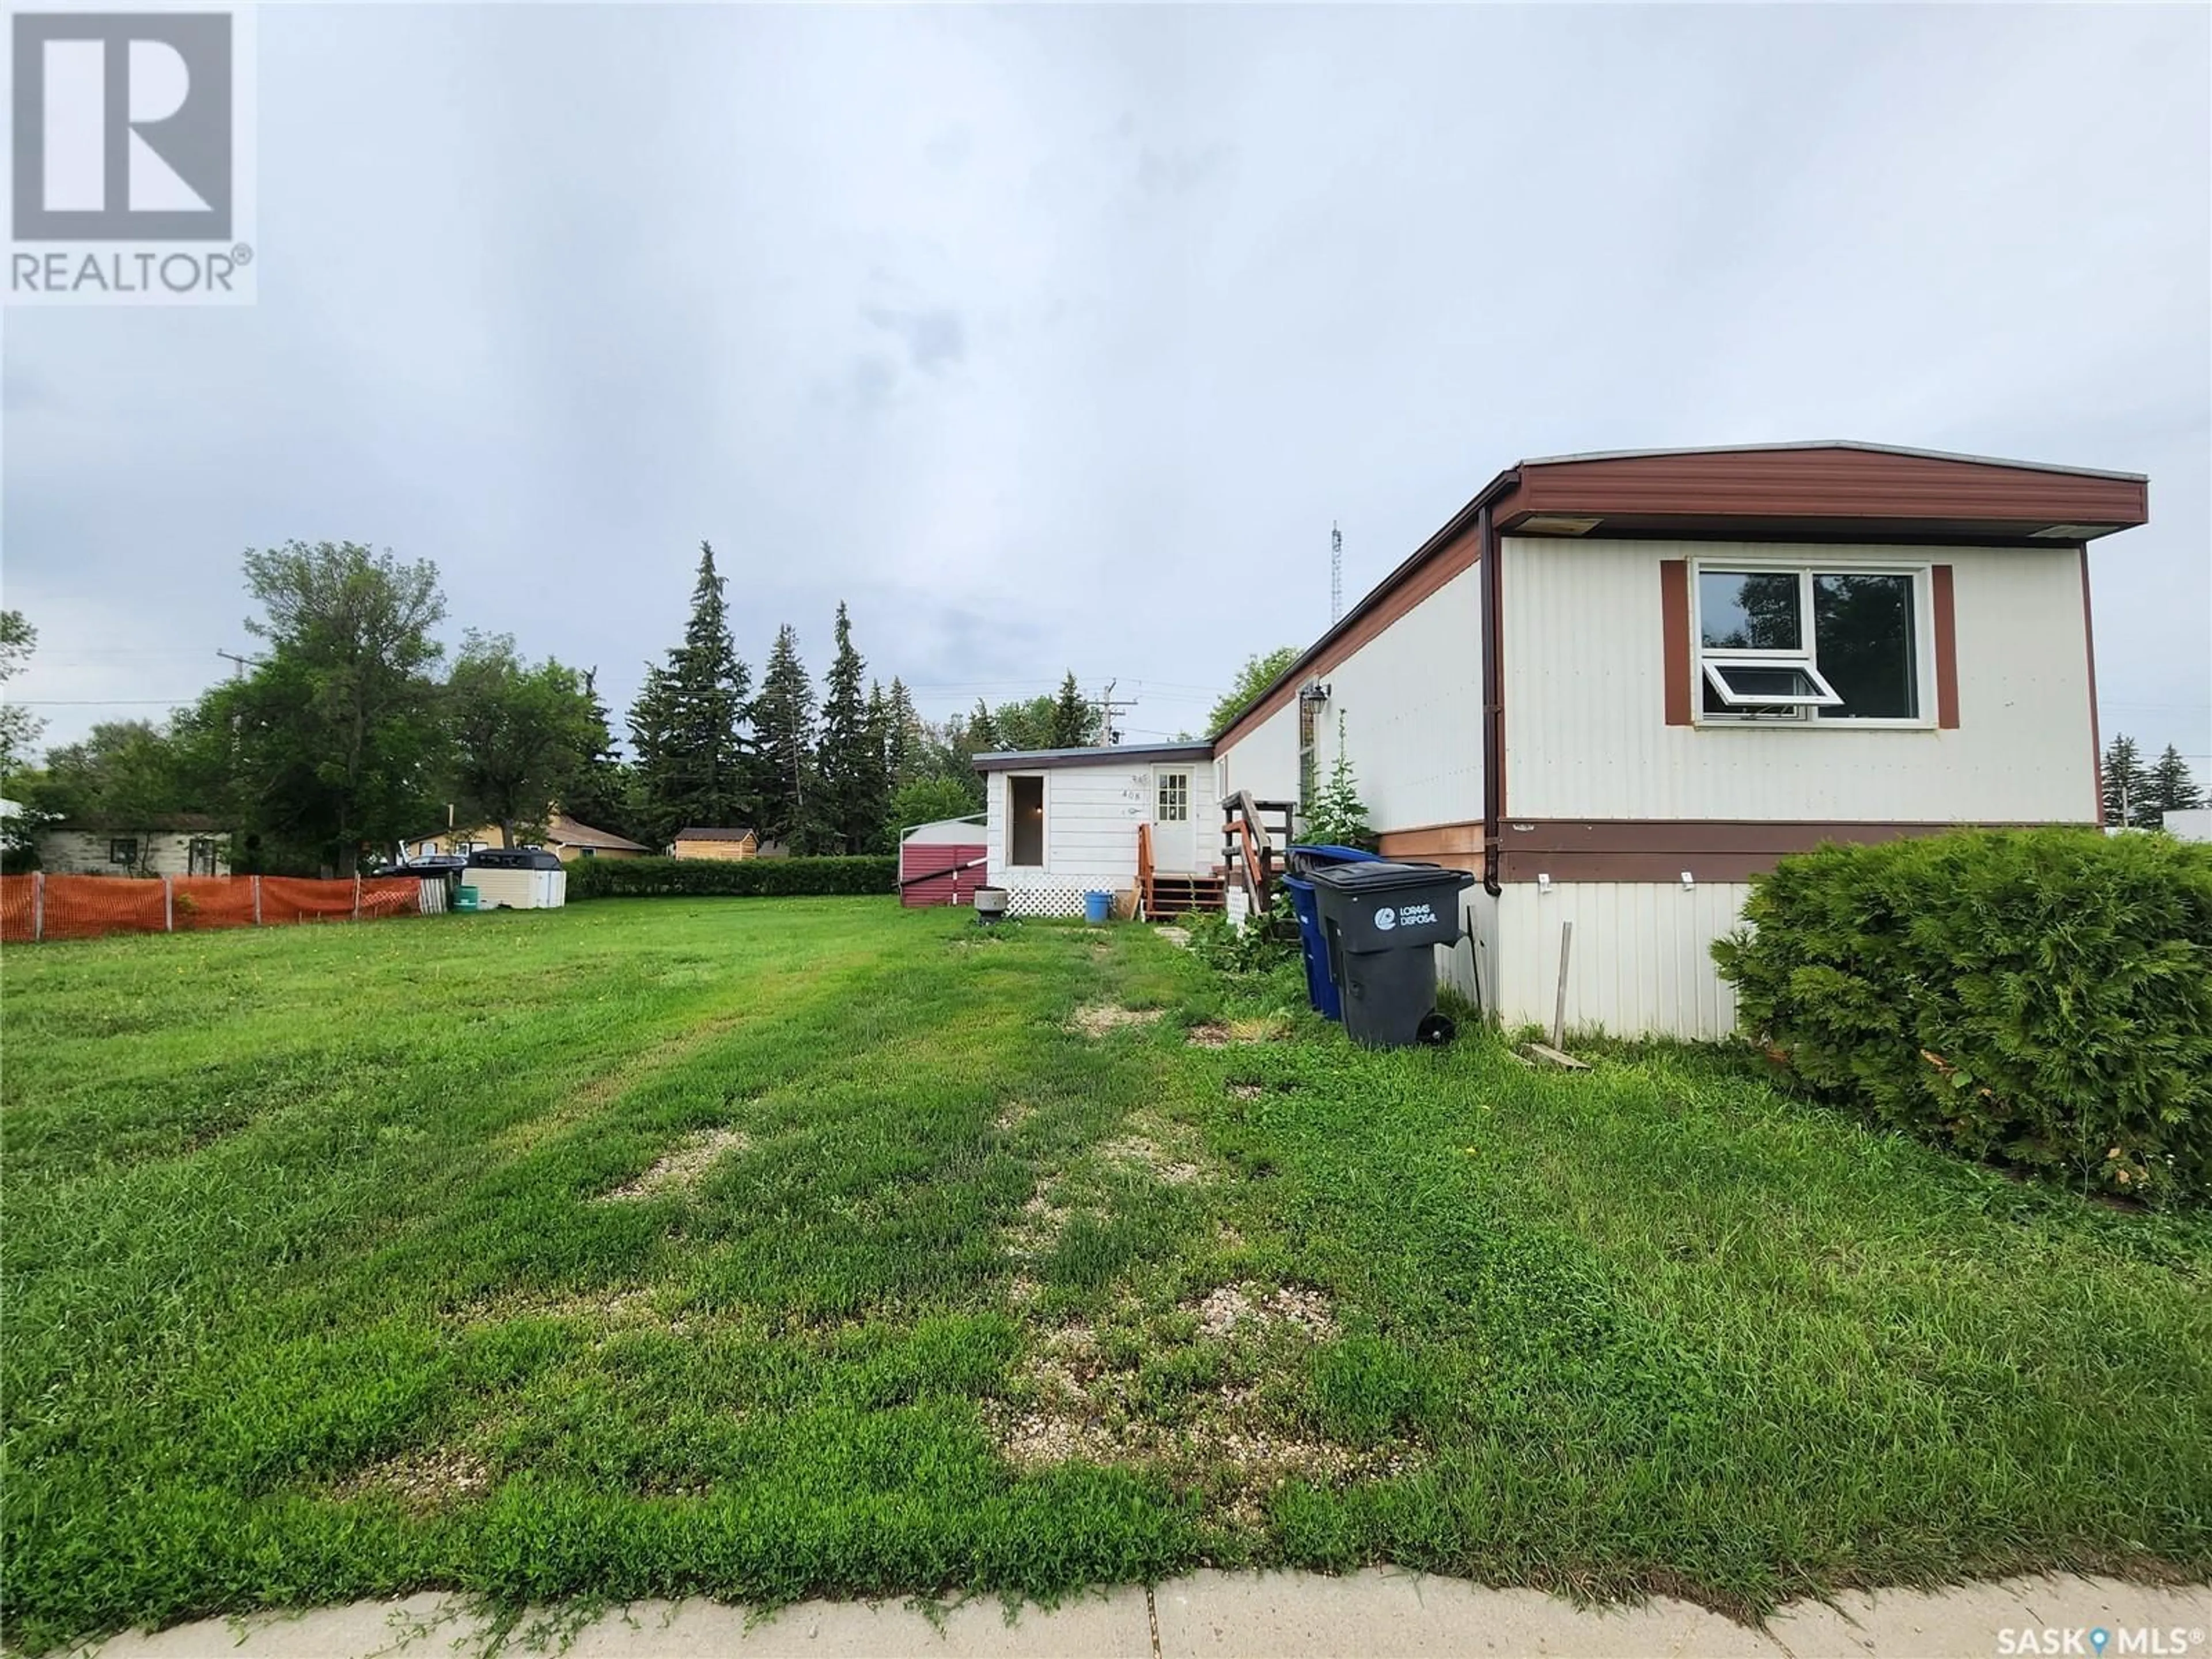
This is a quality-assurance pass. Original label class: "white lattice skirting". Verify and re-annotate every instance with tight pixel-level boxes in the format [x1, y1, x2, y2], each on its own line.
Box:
[1004, 885, 1090, 918]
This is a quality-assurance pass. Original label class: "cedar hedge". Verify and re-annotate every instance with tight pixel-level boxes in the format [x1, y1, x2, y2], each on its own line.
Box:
[1714, 828, 2212, 1207]
[567, 855, 896, 900]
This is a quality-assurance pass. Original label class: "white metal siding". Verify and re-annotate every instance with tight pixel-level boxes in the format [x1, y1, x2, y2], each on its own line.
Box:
[1501, 537, 2096, 823]
[1218, 695, 1302, 812]
[1492, 881, 1751, 1040]
[986, 761, 1210, 891]
[1218, 560, 1487, 835]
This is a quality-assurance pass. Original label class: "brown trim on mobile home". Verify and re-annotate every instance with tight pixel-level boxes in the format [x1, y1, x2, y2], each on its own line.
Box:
[1658, 560, 1692, 726]
[1491, 817, 2078, 883]
[1376, 821, 1486, 861]
[1488, 444, 2148, 541]
[1210, 517, 1493, 752]
[1930, 565, 1960, 729]
[1214, 442, 2143, 757]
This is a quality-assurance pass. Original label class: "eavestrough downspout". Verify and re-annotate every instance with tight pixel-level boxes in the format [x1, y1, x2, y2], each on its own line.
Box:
[1477, 471, 1518, 895]
[1480, 499, 1504, 895]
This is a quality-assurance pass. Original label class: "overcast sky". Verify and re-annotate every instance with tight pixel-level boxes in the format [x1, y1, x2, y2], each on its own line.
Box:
[5, 3, 2208, 774]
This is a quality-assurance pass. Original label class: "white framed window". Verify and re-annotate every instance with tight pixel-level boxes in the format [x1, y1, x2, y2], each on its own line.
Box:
[1693, 562, 1927, 725]
[1155, 770, 1190, 823]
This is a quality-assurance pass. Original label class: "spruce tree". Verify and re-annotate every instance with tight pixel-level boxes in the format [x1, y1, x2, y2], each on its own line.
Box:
[1048, 672, 1095, 747]
[811, 603, 886, 853]
[2102, 734, 2148, 828]
[752, 623, 816, 850]
[2147, 744, 2205, 824]
[628, 541, 753, 846]
[560, 668, 637, 838]
[885, 677, 923, 788]
[967, 699, 1000, 754]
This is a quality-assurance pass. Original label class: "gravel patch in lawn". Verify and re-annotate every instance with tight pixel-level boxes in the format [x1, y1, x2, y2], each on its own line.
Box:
[1003, 1177, 1100, 1261]
[334, 1445, 490, 1512]
[988, 1303, 1402, 1499]
[1098, 1134, 1209, 1186]
[596, 1127, 751, 1201]
[1188, 1016, 1292, 1049]
[1070, 1003, 1164, 1037]
[1190, 1283, 1337, 1340]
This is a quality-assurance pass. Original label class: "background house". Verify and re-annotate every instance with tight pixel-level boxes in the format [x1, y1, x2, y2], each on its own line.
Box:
[403, 811, 648, 863]
[671, 827, 759, 861]
[37, 816, 231, 877]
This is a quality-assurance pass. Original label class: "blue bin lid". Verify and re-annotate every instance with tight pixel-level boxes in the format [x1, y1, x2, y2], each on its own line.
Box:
[1289, 843, 1380, 863]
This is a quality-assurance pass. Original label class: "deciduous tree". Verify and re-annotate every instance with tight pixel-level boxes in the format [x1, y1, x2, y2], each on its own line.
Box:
[1209, 646, 1298, 734]
[227, 541, 450, 870]
[447, 632, 600, 850]
[889, 775, 980, 833]
[0, 610, 42, 797]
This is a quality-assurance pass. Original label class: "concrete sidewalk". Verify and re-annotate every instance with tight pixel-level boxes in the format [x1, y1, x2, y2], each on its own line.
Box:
[67, 1570, 2211, 1659]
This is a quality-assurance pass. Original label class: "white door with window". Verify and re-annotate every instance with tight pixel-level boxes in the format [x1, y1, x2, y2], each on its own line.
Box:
[1151, 768, 1198, 872]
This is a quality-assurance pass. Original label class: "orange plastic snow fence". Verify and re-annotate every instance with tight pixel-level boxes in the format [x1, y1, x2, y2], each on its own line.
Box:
[0, 874, 426, 943]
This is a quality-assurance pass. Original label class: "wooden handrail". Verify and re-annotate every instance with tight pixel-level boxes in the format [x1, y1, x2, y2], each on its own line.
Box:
[1136, 822, 1154, 919]
[1219, 791, 1279, 915]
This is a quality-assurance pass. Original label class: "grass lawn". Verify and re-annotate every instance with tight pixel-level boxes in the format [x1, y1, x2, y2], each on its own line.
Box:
[4, 897, 2208, 1650]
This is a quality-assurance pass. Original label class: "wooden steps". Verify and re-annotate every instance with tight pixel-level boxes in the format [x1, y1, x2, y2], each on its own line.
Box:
[1146, 873, 1226, 916]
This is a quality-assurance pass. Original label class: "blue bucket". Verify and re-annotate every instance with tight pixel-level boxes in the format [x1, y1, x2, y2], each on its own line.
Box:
[1083, 891, 1112, 925]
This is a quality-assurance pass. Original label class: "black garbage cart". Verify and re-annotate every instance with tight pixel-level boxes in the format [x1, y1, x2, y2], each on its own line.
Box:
[1306, 859, 1477, 1048]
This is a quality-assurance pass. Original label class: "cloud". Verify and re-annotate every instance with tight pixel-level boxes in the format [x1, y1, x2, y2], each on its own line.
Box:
[863, 305, 967, 376]
[0, 3, 2203, 776]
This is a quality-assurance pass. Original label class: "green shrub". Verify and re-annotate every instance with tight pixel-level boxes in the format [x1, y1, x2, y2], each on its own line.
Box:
[567, 855, 895, 900]
[1714, 828, 2212, 1206]
[1185, 888, 1298, 974]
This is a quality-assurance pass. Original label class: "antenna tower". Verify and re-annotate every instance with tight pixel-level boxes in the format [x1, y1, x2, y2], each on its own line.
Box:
[1330, 523, 1343, 623]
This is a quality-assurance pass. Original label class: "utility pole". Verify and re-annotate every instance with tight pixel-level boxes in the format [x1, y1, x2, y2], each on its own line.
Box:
[1331, 523, 1344, 624]
[1095, 679, 1136, 746]
[216, 649, 256, 681]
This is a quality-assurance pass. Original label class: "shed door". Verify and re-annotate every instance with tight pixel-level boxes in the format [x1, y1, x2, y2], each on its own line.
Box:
[1150, 767, 1198, 872]
[1009, 775, 1045, 867]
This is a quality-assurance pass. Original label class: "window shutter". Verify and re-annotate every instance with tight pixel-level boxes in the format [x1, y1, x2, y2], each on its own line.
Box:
[1660, 560, 1692, 726]
[1931, 565, 1960, 728]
